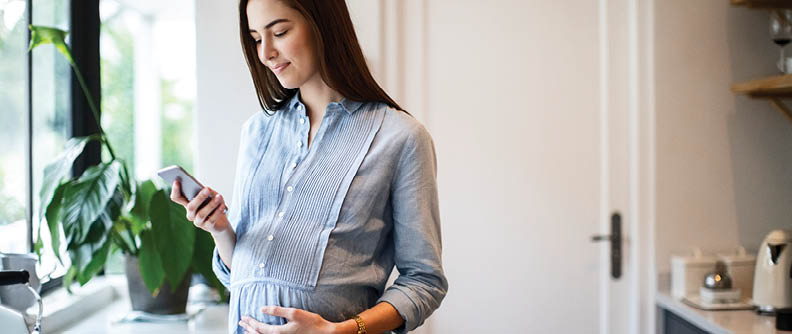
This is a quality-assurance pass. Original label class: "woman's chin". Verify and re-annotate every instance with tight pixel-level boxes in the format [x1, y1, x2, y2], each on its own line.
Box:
[277, 77, 300, 90]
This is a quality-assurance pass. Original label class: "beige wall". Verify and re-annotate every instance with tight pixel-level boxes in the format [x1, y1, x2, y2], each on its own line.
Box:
[654, 1, 792, 274]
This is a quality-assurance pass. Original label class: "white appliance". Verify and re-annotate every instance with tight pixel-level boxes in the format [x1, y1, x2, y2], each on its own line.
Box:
[753, 229, 792, 313]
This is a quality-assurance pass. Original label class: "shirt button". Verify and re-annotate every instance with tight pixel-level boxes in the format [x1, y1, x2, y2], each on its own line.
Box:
[297, 141, 303, 148]
[267, 235, 274, 241]
[297, 105, 303, 111]
[259, 263, 265, 269]
[291, 162, 297, 168]
[299, 118, 305, 124]
[278, 211, 284, 217]
[287, 186, 294, 192]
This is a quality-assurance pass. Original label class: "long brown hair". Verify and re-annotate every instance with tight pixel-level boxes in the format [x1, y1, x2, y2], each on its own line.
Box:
[239, 0, 403, 115]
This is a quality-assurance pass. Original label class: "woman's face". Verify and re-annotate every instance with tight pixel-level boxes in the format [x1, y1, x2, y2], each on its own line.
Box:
[247, 0, 319, 89]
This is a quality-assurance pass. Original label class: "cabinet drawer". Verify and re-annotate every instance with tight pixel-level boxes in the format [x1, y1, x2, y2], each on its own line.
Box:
[663, 309, 711, 334]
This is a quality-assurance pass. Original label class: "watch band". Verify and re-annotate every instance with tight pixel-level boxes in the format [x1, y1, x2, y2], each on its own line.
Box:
[353, 315, 367, 334]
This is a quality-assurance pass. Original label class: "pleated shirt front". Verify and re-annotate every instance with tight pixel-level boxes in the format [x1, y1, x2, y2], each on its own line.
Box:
[212, 92, 448, 334]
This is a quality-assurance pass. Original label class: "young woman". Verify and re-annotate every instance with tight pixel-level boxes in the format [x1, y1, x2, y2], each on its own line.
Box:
[170, 0, 447, 333]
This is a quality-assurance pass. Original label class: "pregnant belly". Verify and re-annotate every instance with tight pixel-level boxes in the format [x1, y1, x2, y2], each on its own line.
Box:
[231, 281, 379, 325]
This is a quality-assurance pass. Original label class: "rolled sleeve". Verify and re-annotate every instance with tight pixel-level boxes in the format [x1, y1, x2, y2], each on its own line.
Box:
[376, 123, 448, 333]
[212, 247, 231, 288]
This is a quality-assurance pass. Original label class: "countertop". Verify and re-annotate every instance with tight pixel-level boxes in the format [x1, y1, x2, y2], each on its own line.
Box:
[33, 275, 229, 334]
[656, 291, 779, 334]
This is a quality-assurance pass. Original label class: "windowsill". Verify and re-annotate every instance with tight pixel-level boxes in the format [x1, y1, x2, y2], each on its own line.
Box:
[34, 275, 120, 332]
[24, 275, 228, 333]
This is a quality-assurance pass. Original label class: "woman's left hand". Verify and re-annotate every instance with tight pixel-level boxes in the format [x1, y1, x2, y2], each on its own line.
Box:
[239, 306, 337, 334]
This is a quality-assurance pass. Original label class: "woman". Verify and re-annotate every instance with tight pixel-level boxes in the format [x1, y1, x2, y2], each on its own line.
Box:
[169, 0, 447, 333]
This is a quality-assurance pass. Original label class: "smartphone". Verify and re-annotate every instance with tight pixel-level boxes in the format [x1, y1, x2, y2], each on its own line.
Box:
[156, 165, 208, 201]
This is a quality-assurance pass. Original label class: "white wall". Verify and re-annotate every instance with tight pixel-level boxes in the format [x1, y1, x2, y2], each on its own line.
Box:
[654, 1, 792, 274]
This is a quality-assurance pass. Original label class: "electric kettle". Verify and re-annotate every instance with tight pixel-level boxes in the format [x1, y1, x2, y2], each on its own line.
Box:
[753, 229, 792, 314]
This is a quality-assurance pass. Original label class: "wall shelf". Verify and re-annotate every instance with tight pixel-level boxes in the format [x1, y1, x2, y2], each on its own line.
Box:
[730, 0, 792, 9]
[732, 74, 792, 121]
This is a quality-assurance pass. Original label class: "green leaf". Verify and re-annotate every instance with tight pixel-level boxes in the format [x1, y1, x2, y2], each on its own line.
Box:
[77, 240, 111, 285]
[67, 217, 110, 274]
[44, 181, 69, 263]
[138, 230, 166, 295]
[105, 188, 124, 223]
[33, 235, 43, 262]
[63, 265, 77, 293]
[149, 190, 195, 288]
[131, 180, 157, 222]
[192, 229, 225, 297]
[28, 25, 73, 64]
[38, 136, 94, 224]
[61, 161, 122, 245]
[112, 215, 142, 254]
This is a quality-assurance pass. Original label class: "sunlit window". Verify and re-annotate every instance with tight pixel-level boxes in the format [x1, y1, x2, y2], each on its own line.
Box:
[0, 0, 30, 254]
[99, 0, 196, 272]
[0, 0, 72, 281]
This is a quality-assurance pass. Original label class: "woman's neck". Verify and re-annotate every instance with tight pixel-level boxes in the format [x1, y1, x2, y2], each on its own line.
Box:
[299, 74, 342, 117]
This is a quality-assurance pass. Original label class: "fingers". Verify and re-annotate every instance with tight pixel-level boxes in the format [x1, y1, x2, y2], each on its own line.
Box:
[193, 194, 224, 228]
[261, 306, 297, 320]
[239, 316, 273, 334]
[169, 180, 188, 206]
[185, 187, 215, 221]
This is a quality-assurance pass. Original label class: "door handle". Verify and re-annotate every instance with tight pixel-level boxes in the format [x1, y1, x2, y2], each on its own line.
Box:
[591, 212, 622, 279]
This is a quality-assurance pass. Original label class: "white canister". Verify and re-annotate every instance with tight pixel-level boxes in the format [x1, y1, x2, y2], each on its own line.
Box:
[717, 247, 755, 299]
[671, 249, 718, 299]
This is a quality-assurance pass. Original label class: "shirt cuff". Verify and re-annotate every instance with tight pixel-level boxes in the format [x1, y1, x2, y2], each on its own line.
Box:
[377, 287, 421, 334]
[211, 247, 231, 288]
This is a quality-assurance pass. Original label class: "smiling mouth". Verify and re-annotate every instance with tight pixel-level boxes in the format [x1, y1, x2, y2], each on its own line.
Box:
[271, 63, 290, 74]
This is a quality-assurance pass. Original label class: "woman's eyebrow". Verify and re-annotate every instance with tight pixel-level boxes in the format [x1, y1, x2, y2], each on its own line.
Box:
[249, 18, 290, 33]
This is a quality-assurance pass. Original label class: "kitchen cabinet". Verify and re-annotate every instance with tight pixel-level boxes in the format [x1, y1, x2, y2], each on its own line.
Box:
[662, 309, 710, 334]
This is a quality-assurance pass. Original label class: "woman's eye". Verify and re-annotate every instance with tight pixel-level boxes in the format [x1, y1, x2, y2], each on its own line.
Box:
[254, 39, 261, 44]
[274, 30, 288, 37]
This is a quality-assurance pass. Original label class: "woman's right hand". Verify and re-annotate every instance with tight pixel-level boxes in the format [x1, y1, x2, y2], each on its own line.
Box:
[170, 179, 230, 235]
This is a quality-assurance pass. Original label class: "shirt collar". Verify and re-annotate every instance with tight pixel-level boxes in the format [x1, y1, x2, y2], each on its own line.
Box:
[288, 91, 365, 115]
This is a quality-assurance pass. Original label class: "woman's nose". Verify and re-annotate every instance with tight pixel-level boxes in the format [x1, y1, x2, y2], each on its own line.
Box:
[258, 40, 277, 63]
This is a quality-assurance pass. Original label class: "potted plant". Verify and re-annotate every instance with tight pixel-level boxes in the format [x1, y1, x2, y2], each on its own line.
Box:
[29, 25, 224, 314]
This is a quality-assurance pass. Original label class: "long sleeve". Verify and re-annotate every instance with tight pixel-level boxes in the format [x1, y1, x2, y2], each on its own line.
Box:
[212, 247, 232, 288]
[211, 115, 258, 289]
[376, 123, 448, 333]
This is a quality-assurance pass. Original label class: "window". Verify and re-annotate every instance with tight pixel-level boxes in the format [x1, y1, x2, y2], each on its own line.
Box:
[31, 0, 72, 280]
[0, 0, 30, 254]
[0, 0, 72, 281]
[99, 0, 196, 179]
[0, 0, 196, 283]
[99, 0, 196, 273]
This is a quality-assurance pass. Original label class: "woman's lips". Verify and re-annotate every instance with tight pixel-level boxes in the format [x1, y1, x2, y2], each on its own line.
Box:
[272, 62, 290, 75]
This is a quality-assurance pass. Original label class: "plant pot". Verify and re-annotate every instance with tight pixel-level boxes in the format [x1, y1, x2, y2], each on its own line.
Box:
[124, 255, 190, 314]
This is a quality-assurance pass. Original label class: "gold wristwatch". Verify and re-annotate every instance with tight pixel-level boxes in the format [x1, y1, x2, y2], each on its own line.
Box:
[353, 315, 367, 334]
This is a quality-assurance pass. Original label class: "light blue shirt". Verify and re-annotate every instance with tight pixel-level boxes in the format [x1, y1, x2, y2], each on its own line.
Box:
[212, 92, 447, 334]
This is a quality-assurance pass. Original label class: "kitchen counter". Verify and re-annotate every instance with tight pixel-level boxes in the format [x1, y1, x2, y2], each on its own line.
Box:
[656, 292, 779, 334]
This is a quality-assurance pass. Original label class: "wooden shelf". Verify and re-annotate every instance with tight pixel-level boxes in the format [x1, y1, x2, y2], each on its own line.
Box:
[731, 74, 792, 97]
[732, 74, 792, 121]
[731, 0, 792, 9]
